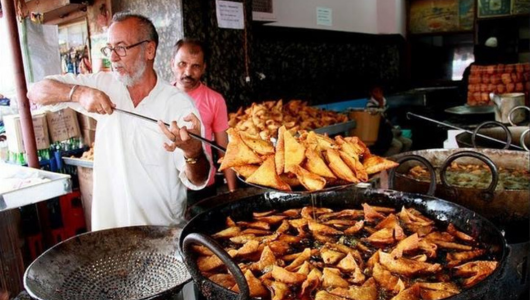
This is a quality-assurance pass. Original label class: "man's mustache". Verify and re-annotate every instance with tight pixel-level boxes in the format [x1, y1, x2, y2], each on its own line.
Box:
[181, 76, 196, 81]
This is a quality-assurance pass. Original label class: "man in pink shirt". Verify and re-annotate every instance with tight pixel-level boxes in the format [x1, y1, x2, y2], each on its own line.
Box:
[171, 38, 237, 205]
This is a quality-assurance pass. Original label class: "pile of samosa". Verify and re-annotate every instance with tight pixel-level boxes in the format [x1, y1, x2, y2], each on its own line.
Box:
[228, 99, 349, 140]
[219, 126, 399, 191]
[195, 204, 498, 300]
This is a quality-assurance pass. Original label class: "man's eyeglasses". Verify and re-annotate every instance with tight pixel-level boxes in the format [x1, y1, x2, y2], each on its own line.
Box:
[100, 40, 150, 57]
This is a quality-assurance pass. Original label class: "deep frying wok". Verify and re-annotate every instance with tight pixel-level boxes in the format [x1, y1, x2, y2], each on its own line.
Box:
[24, 226, 191, 300]
[180, 186, 518, 300]
[389, 148, 529, 241]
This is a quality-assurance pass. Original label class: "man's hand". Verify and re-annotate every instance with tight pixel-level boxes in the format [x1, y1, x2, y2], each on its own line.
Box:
[72, 86, 115, 114]
[158, 113, 203, 158]
[159, 113, 209, 185]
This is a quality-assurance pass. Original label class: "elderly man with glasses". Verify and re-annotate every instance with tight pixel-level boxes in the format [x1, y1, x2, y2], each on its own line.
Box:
[27, 12, 210, 232]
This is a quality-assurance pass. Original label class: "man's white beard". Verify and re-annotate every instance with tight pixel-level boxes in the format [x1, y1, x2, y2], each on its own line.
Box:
[112, 57, 147, 87]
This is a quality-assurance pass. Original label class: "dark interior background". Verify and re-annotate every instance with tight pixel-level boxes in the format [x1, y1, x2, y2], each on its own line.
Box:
[250, 26, 406, 106]
[182, 0, 407, 112]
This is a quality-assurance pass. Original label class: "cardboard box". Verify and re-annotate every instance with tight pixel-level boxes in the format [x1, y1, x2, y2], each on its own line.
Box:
[82, 129, 96, 147]
[46, 108, 81, 142]
[77, 112, 97, 130]
[4, 112, 50, 153]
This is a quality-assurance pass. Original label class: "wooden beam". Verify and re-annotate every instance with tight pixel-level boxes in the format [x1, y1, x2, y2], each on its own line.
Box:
[43, 3, 85, 23]
[25, 0, 71, 14]
[44, 9, 86, 25]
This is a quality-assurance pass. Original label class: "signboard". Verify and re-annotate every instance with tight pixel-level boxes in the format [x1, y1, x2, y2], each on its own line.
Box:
[316, 7, 333, 27]
[459, 0, 475, 30]
[216, 0, 245, 30]
[478, 0, 511, 17]
[512, 0, 530, 14]
[409, 0, 460, 33]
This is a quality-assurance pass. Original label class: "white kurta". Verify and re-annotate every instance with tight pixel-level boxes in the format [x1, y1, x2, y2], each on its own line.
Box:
[47, 72, 209, 231]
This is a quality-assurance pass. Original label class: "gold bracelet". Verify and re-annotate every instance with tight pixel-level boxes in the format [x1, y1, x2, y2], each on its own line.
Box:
[184, 152, 203, 164]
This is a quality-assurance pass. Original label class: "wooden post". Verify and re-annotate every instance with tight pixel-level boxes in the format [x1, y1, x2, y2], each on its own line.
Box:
[0, 210, 25, 296]
[1, 0, 40, 295]
[1, 0, 39, 169]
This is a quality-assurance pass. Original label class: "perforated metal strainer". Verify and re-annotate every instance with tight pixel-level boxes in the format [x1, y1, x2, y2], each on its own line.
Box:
[24, 226, 191, 300]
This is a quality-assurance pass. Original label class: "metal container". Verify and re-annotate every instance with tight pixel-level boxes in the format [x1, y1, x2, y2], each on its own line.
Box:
[313, 120, 356, 136]
[0, 164, 71, 212]
[491, 93, 526, 124]
[347, 109, 381, 146]
[456, 126, 530, 150]
[389, 149, 529, 243]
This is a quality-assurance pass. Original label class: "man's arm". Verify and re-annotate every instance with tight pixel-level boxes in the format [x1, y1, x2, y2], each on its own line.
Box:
[28, 79, 73, 105]
[27, 79, 114, 114]
[183, 150, 210, 185]
[214, 131, 237, 192]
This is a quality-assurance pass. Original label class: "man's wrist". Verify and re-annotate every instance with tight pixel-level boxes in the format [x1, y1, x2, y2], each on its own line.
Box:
[68, 85, 79, 102]
[184, 150, 204, 164]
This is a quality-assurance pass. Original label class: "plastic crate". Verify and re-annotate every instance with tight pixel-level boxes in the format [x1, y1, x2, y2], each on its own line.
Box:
[25, 234, 43, 261]
[50, 228, 67, 245]
[59, 190, 87, 238]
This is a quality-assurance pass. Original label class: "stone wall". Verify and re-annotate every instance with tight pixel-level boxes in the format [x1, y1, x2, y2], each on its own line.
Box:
[112, 0, 184, 82]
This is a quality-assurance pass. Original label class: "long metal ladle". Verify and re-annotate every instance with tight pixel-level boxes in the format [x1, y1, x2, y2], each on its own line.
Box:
[114, 108, 227, 152]
[407, 112, 525, 151]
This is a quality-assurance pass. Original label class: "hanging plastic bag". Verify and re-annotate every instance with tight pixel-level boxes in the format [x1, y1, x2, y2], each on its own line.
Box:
[19, 18, 61, 83]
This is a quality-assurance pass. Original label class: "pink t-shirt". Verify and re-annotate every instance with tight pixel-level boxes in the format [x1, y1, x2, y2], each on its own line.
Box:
[186, 83, 229, 186]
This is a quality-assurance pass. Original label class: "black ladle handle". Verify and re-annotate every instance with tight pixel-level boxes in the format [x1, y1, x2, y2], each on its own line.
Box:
[188, 132, 226, 153]
[183, 233, 250, 300]
[472, 121, 512, 149]
[388, 155, 437, 196]
[440, 151, 499, 201]
[113, 108, 226, 152]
